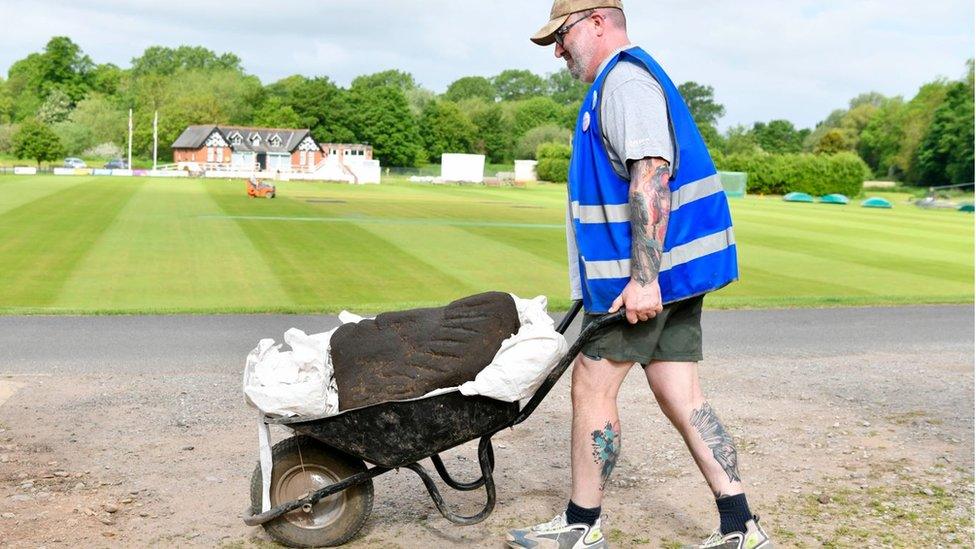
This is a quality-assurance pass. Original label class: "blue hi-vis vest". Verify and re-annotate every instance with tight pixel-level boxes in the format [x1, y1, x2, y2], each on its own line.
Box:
[568, 47, 738, 313]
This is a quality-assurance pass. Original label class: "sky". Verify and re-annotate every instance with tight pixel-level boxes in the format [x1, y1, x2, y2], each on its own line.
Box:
[0, 0, 972, 130]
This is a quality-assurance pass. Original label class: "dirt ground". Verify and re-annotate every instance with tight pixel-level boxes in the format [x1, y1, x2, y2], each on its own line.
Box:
[0, 310, 973, 548]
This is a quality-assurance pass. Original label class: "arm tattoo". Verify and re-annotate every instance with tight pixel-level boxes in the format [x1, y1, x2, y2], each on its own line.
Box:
[591, 421, 621, 491]
[628, 159, 671, 286]
[690, 402, 741, 485]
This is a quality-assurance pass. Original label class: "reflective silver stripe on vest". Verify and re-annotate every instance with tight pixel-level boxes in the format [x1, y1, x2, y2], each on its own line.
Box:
[671, 174, 724, 212]
[583, 258, 631, 279]
[660, 227, 736, 272]
[572, 174, 721, 224]
[571, 201, 630, 224]
[582, 227, 735, 279]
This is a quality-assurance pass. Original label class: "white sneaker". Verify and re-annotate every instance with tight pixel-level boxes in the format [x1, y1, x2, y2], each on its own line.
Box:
[687, 516, 774, 549]
[506, 512, 608, 548]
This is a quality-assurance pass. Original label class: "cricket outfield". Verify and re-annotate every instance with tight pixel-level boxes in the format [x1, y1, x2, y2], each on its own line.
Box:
[0, 175, 971, 314]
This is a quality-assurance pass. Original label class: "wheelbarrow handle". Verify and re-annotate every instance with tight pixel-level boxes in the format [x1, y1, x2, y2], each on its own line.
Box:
[555, 300, 584, 335]
[585, 309, 628, 330]
[556, 299, 627, 337]
[554, 300, 627, 335]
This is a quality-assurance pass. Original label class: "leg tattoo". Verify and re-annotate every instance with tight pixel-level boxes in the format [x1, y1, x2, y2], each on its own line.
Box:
[591, 421, 621, 490]
[690, 403, 741, 484]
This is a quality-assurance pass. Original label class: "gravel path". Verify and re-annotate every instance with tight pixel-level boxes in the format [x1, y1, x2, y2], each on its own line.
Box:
[0, 305, 972, 547]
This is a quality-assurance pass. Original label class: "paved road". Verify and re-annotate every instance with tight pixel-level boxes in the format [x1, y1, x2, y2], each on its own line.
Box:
[0, 305, 972, 547]
[0, 305, 971, 375]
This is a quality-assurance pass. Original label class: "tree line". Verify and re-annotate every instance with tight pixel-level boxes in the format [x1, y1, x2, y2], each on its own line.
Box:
[0, 37, 971, 186]
[703, 62, 974, 187]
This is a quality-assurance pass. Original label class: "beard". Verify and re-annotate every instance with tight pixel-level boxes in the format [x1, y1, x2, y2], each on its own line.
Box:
[564, 40, 597, 82]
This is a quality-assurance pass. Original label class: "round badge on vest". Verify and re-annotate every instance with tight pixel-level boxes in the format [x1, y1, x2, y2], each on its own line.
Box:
[582, 111, 591, 132]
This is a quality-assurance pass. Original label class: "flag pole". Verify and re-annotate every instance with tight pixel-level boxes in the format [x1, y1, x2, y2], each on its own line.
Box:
[152, 111, 158, 171]
[127, 108, 133, 170]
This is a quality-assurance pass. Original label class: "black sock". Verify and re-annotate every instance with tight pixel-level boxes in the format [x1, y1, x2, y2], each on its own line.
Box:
[565, 500, 601, 527]
[716, 493, 752, 535]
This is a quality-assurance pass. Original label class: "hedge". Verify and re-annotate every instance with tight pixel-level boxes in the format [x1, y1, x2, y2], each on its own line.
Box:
[714, 152, 870, 196]
[536, 142, 571, 183]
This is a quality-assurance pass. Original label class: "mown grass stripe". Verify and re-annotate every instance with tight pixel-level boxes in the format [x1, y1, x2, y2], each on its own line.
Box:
[733, 207, 972, 246]
[388, 180, 570, 207]
[0, 177, 143, 306]
[0, 176, 89, 217]
[731, 199, 972, 231]
[300, 182, 565, 224]
[708, 294, 972, 309]
[0, 176, 969, 313]
[196, 214, 563, 229]
[726, 262, 871, 297]
[725, 241, 970, 297]
[734, 228, 972, 285]
[348, 220, 566, 300]
[205, 181, 479, 307]
[458, 226, 569, 265]
[54, 178, 291, 311]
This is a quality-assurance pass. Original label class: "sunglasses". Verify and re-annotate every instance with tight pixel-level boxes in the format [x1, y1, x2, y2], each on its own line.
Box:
[554, 13, 591, 47]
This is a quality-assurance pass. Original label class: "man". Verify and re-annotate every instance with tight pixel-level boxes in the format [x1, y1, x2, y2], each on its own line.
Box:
[506, 2, 773, 548]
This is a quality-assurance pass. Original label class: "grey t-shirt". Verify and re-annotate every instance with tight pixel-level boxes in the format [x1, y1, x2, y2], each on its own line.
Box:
[599, 45, 674, 178]
[567, 46, 674, 299]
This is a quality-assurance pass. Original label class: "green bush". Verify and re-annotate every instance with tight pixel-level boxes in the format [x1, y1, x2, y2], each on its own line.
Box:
[53, 121, 94, 155]
[515, 124, 570, 159]
[0, 123, 19, 154]
[716, 152, 869, 196]
[536, 142, 571, 183]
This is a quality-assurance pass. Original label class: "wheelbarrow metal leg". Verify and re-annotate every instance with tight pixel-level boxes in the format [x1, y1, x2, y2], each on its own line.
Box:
[429, 442, 495, 491]
[405, 436, 497, 526]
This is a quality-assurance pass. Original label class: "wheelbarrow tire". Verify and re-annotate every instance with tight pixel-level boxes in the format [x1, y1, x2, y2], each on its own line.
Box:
[250, 435, 373, 548]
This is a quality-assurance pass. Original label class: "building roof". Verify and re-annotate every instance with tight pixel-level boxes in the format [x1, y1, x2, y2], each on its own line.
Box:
[171, 125, 316, 153]
[171, 125, 221, 149]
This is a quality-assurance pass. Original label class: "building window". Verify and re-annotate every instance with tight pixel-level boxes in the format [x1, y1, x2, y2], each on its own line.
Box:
[250, 135, 260, 147]
[216, 147, 224, 162]
[270, 135, 282, 147]
[207, 147, 214, 162]
[300, 150, 307, 165]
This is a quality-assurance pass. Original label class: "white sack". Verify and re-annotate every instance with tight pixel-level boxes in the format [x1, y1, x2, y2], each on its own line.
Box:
[243, 328, 339, 418]
[458, 295, 568, 403]
[244, 296, 567, 418]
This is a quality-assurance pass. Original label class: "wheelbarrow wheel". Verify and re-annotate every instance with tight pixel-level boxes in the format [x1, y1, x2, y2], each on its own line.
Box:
[250, 435, 373, 548]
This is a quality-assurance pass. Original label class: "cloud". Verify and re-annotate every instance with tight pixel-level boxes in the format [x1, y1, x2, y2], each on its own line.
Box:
[0, 0, 971, 129]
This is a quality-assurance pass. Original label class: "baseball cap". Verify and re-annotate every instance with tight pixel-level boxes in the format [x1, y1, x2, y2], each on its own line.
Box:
[530, 0, 624, 46]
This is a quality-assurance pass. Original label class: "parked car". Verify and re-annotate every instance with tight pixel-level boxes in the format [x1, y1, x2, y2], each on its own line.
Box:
[103, 159, 128, 169]
[63, 157, 87, 168]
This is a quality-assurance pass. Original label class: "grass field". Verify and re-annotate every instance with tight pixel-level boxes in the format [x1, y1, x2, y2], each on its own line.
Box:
[0, 175, 971, 314]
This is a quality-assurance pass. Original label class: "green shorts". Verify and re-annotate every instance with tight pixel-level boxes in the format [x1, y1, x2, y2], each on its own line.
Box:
[579, 295, 704, 365]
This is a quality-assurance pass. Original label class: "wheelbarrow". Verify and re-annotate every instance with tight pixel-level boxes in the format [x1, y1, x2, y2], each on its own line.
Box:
[243, 301, 623, 547]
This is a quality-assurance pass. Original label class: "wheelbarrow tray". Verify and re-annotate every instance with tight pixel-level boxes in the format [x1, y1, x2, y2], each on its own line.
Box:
[268, 391, 519, 469]
[245, 303, 624, 535]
